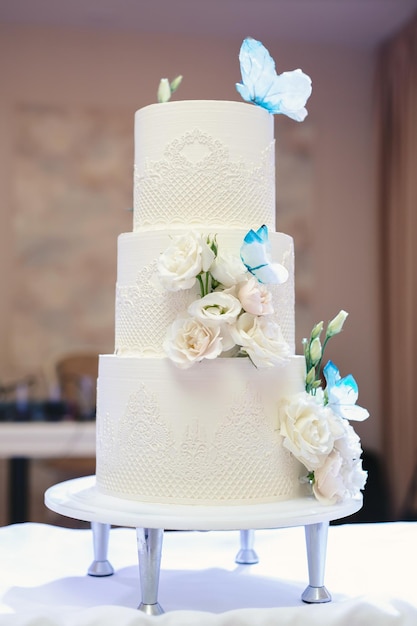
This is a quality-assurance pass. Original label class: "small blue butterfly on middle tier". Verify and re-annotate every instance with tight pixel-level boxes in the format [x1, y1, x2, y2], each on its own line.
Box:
[240, 225, 288, 284]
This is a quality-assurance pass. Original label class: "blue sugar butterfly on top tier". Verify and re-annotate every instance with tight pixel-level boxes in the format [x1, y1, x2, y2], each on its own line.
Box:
[236, 37, 312, 121]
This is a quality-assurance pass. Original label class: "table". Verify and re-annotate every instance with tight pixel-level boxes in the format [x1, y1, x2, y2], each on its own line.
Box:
[0, 422, 96, 458]
[0, 521, 416, 625]
[0, 422, 96, 523]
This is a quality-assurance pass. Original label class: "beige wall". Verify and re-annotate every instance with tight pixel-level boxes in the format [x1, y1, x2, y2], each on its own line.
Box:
[0, 25, 380, 449]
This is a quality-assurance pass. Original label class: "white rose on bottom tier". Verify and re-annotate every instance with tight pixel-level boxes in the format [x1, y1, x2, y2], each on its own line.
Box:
[230, 312, 290, 367]
[313, 450, 367, 505]
[313, 420, 367, 504]
[163, 317, 224, 369]
[278, 392, 345, 470]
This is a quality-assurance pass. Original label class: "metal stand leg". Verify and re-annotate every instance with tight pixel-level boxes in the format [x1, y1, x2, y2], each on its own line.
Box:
[301, 521, 331, 603]
[235, 529, 259, 564]
[88, 522, 114, 576]
[136, 528, 164, 615]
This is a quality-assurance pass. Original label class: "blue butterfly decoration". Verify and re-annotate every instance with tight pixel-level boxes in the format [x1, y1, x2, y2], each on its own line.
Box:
[323, 360, 369, 422]
[240, 225, 288, 284]
[236, 37, 312, 121]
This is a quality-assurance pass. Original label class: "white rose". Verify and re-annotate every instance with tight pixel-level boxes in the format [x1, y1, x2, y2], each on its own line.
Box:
[312, 450, 345, 504]
[210, 250, 247, 288]
[238, 276, 274, 315]
[278, 393, 345, 470]
[158, 232, 215, 292]
[343, 458, 368, 497]
[334, 420, 363, 460]
[230, 312, 290, 367]
[163, 316, 223, 369]
[314, 420, 367, 503]
[313, 450, 367, 505]
[188, 292, 242, 325]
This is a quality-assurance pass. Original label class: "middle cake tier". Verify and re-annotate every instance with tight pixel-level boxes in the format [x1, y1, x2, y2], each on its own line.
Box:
[115, 229, 296, 357]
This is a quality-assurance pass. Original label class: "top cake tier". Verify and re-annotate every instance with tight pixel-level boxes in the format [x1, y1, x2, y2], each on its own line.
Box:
[133, 100, 276, 232]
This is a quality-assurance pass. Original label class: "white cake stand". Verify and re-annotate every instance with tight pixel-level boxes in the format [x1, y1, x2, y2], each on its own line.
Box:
[45, 475, 362, 614]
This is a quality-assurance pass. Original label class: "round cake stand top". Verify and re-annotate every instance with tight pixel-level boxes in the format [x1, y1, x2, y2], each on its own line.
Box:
[45, 476, 362, 531]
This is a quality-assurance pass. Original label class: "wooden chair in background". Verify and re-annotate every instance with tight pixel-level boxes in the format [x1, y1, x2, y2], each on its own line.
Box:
[55, 353, 99, 420]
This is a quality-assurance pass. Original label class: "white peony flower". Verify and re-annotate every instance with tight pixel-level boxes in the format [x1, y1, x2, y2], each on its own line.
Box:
[210, 250, 248, 287]
[238, 276, 274, 315]
[313, 450, 367, 505]
[312, 419, 367, 504]
[158, 232, 215, 292]
[334, 419, 363, 460]
[163, 316, 224, 369]
[188, 292, 242, 325]
[230, 312, 290, 368]
[278, 393, 345, 471]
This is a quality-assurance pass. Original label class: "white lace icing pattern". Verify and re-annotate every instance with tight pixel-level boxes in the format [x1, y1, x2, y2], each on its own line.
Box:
[134, 130, 276, 231]
[96, 382, 302, 503]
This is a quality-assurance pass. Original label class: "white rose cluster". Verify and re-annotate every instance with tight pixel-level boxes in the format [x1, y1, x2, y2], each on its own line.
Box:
[278, 391, 367, 505]
[158, 230, 290, 369]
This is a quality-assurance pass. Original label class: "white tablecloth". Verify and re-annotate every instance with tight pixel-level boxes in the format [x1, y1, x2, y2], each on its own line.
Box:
[0, 522, 416, 625]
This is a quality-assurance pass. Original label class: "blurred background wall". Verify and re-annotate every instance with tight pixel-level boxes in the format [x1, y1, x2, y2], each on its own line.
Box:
[0, 24, 379, 445]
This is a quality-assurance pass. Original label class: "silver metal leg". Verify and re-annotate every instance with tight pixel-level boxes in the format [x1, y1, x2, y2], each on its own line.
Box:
[301, 521, 331, 603]
[88, 522, 114, 577]
[136, 528, 164, 615]
[235, 529, 259, 564]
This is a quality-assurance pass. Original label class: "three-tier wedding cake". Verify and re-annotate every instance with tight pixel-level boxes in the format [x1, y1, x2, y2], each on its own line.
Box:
[95, 38, 368, 507]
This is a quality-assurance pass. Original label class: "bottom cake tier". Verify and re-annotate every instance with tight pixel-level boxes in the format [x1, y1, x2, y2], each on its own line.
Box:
[96, 354, 309, 505]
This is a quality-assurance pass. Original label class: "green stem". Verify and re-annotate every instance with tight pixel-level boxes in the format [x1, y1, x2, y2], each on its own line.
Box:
[315, 334, 330, 381]
[197, 274, 205, 298]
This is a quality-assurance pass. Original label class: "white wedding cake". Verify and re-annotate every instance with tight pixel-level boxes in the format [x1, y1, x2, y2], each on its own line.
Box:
[95, 38, 368, 507]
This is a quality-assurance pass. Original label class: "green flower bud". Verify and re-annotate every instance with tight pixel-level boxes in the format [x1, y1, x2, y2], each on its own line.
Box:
[310, 320, 323, 340]
[305, 366, 316, 387]
[170, 75, 183, 93]
[157, 78, 171, 103]
[326, 310, 348, 337]
[309, 337, 322, 364]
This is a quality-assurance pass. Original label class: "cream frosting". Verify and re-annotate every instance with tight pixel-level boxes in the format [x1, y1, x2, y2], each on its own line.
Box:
[133, 101, 276, 232]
